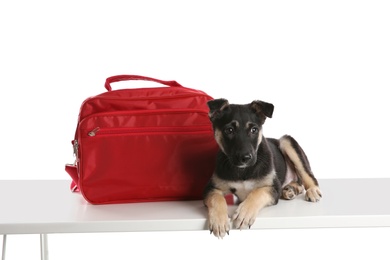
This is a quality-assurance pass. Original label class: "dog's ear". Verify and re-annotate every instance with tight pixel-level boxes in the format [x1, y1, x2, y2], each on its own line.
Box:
[207, 98, 229, 121]
[250, 100, 274, 119]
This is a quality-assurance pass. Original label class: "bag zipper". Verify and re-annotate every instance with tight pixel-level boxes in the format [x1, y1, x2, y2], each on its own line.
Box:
[72, 139, 79, 166]
[77, 108, 210, 138]
[83, 108, 209, 120]
[87, 125, 212, 137]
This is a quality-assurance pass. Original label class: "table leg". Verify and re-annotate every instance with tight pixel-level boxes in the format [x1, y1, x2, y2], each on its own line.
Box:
[40, 234, 48, 260]
[1, 235, 6, 260]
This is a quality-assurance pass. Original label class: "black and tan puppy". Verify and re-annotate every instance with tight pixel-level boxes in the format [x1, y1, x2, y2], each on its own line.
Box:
[203, 99, 322, 238]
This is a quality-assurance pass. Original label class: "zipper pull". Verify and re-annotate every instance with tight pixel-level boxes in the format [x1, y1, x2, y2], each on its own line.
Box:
[72, 140, 79, 166]
[88, 127, 100, 136]
[73, 140, 79, 156]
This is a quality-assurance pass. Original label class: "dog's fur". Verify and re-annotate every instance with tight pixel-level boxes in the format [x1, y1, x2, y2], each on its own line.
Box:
[203, 99, 322, 238]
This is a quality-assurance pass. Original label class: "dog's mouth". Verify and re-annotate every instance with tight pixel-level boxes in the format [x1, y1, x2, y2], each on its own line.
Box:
[236, 164, 250, 169]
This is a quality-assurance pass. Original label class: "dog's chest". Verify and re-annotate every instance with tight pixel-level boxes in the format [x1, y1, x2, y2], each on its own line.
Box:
[226, 180, 258, 201]
[213, 170, 276, 200]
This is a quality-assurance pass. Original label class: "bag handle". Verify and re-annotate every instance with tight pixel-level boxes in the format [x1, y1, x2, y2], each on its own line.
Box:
[104, 75, 184, 91]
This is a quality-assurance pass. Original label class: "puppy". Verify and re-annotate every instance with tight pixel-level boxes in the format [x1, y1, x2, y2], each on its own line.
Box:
[203, 99, 322, 238]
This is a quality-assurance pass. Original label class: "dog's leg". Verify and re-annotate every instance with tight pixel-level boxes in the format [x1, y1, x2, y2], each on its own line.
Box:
[204, 189, 230, 238]
[279, 135, 322, 202]
[282, 181, 304, 200]
[232, 186, 276, 229]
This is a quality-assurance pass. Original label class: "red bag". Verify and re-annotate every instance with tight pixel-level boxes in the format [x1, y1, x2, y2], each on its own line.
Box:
[65, 75, 218, 204]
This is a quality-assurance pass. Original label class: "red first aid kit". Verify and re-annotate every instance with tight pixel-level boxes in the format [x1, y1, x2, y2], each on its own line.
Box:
[65, 75, 219, 204]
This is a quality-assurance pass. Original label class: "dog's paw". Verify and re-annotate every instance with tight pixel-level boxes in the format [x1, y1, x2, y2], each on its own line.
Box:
[305, 186, 322, 202]
[232, 201, 259, 230]
[282, 186, 297, 200]
[282, 183, 304, 200]
[208, 211, 231, 239]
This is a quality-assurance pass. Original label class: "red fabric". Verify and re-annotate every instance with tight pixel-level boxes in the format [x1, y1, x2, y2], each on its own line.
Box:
[66, 75, 218, 205]
[65, 164, 79, 192]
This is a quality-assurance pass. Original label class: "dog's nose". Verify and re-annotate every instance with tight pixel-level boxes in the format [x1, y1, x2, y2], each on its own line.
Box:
[241, 154, 253, 164]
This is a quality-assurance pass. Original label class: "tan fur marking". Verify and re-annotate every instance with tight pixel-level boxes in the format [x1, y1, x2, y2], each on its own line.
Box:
[214, 129, 226, 154]
[211, 170, 275, 201]
[257, 129, 263, 148]
[282, 181, 304, 200]
[232, 186, 275, 229]
[231, 120, 239, 127]
[204, 189, 230, 238]
[289, 182, 304, 194]
[279, 138, 315, 189]
[279, 137, 322, 202]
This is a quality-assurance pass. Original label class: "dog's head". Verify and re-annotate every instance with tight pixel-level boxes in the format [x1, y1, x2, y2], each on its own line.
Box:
[207, 98, 274, 168]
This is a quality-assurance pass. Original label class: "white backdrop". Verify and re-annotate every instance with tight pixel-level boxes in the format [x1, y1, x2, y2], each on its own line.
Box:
[1, 1, 389, 259]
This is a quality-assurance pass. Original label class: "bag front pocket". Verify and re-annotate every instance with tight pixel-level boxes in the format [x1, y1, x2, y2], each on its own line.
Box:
[77, 109, 218, 204]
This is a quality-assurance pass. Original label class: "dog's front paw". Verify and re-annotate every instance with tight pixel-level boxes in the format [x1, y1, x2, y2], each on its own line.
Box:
[305, 186, 322, 202]
[232, 201, 259, 230]
[208, 210, 231, 239]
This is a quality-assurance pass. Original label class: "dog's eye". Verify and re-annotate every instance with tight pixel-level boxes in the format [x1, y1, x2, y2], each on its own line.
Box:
[224, 127, 234, 135]
[250, 127, 259, 134]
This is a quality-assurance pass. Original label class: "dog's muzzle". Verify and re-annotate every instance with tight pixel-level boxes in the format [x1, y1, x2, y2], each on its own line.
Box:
[233, 153, 255, 168]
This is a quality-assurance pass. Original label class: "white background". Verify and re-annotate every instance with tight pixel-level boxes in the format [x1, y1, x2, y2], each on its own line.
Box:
[1, 0, 389, 259]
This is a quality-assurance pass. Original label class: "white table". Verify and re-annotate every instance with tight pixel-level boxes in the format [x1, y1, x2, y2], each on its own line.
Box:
[1, 179, 390, 260]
